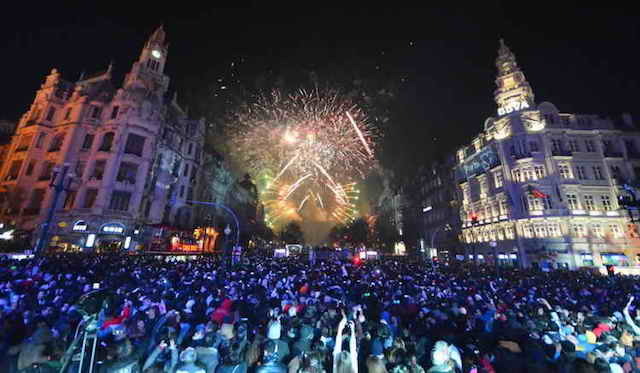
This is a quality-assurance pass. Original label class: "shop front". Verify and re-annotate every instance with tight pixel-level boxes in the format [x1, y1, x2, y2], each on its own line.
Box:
[50, 220, 137, 253]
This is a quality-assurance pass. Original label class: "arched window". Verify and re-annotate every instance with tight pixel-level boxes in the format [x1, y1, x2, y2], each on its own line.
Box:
[48, 133, 65, 152]
[99, 132, 114, 152]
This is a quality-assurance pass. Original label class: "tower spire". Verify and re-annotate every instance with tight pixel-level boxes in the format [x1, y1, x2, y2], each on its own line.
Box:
[494, 38, 535, 116]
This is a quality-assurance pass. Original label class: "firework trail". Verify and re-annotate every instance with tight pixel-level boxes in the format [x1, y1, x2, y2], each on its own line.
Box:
[228, 88, 377, 227]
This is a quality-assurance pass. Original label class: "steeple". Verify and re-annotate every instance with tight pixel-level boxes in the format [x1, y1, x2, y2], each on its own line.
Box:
[494, 38, 535, 116]
[123, 25, 170, 96]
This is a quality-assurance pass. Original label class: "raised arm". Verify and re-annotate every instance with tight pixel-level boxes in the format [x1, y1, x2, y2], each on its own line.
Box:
[624, 296, 640, 335]
[348, 321, 358, 373]
[333, 314, 347, 373]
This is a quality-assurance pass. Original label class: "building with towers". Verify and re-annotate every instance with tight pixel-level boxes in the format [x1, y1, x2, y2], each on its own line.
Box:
[456, 39, 640, 269]
[0, 26, 206, 252]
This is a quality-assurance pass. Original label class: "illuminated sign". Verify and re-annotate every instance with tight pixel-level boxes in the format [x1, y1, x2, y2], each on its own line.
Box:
[456, 145, 501, 181]
[86, 234, 96, 248]
[124, 236, 132, 249]
[72, 221, 88, 232]
[101, 224, 125, 234]
[422, 206, 433, 212]
[498, 100, 530, 116]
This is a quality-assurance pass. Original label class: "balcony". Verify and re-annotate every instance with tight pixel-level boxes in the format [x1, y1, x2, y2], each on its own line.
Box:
[604, 151, 624, 158]
[512, 152, 532, 160]
[552, 149, 572, 157]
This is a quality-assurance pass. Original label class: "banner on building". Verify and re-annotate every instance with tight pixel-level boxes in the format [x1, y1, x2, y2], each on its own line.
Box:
[456, 145, 500, 181]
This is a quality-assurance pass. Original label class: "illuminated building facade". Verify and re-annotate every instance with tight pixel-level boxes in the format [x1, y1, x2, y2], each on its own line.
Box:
[457, 40, 640, 269]
[0, 26, 206, 252]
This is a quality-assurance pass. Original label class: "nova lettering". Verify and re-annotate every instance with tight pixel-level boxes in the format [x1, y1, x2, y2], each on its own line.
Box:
[498, 100, 530, 116]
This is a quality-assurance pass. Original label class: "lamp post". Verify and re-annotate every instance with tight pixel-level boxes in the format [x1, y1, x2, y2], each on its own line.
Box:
[33, 163, 75, 255]
[430, 223, 452, 261]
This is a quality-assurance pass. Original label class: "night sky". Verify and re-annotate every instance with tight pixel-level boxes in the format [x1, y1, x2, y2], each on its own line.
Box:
[1, 4, 638, 180]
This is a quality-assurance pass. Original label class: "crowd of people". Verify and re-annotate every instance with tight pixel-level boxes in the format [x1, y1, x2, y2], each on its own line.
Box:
[1, 252, 640, 373]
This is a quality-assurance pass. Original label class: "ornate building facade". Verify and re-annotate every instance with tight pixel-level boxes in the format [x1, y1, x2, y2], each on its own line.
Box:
[457, 40, 640, 269]
[0, 26, 206, 251]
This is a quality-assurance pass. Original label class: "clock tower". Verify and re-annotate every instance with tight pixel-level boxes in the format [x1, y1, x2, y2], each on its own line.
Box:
[124, 25, 170, 96]
[494, 39, 535, 117]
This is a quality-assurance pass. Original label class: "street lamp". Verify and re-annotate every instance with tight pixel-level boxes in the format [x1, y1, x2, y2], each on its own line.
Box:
[33, 163, 75, 254]
[430, 223, 452, 260]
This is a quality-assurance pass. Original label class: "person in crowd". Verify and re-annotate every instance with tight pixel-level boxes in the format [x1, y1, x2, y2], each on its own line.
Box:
[3, 253, 640, 373]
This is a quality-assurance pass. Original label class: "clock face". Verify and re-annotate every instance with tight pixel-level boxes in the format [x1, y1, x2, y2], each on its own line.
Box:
[151, 49, 162, 59]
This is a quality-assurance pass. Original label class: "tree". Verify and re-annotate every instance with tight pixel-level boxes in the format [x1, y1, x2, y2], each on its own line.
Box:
[280, 221, 304, 244]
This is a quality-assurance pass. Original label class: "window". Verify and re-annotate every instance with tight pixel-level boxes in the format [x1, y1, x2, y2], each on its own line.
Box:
[124, 134, 146, 156]
[187, 187, 193, 201]
[45, 107, 56, 121]
[83, 189, 98, 208]
[592, 224, 603, 238]
[505, 225, 515, 239]
[611, 166, 622, 181]
[99, 132, 114, 152]
[110, 106, 120, 120]
[523, 224, 535, 238]
[543, 196, 553, 210]
[6, 160, 23, 180]
[601, 195, 612, 211]
[609, 224, 623, 238]
[195, 145, 201, 162]
[584, 195, 595, 210]
[585, 140, 595, 152]
[81, 134, 94, 150]
[567, 194, 579, 209]
[528, 195, 542, 210]
[48, 133, 65, 152]
[183, 163, 189, 177]
[64, 107, 72, 120]
[512, 169, 522, 182]
[179, 185, 185, 198]
[548, 224, 561, 237]
[28, 189, 45, 209]
[625, 140, 637, 153]
[523, 168, 534, 181]
[108, 191, 131, 211]
[576, 166, 587, 180]
[63, 191, 76, 210]
[172, 160, 181, 177]
[569, 140, 579, 152]
[603, 140, 613, 152]
[552, 139, 562, 152]
[35, 133, 46, 148]
[75, 161, 86, 179]
[593, 166, 604, 180]
[116, 162, 138, 183]
[534, 224, 548, 237]
[499, 199, 508, 215]
[25, 160, 36, 176]
[15, 135, 33, 152]
[572, 224, 586, 237]
[558, 164, 571, 178]
[92, 160, 106, 180]
[494, 171, 503, 188]
[90, 105, 102, 119]
[38, 161, 54, 181]
[529, 141, 539, 152]
[534, 165, 545, 179]
[188, 142, 193, 155]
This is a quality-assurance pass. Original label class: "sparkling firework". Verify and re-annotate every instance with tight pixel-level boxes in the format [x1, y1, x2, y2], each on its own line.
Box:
[229, 88, 377, 226]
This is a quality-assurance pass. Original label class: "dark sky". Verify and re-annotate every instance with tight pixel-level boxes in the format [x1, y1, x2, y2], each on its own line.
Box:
[1, 4, 638, 177]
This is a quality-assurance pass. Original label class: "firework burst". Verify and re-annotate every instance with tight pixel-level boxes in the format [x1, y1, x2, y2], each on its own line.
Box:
[228, 88, 377, 227]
